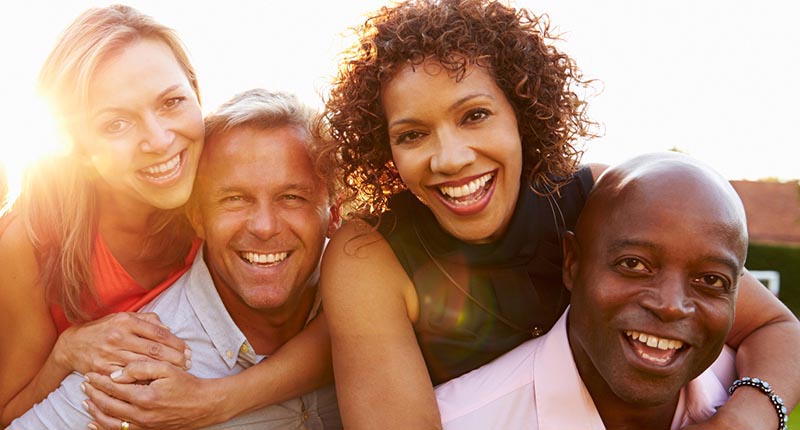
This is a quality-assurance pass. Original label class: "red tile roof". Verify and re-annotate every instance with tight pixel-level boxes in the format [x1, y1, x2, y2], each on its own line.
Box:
[730, 180, 800, 246]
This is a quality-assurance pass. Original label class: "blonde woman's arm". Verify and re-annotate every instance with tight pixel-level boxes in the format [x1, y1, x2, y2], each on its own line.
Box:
[0, 218, 190, 425]
[80, 311, 333, 430]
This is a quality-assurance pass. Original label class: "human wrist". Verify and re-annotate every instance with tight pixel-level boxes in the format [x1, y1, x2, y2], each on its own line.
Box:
[199, 376, 240, 425]
[728, 377, 788, 430]
[51, 329, 76, 373]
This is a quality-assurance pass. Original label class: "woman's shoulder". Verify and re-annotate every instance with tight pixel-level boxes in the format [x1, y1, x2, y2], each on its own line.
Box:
[0, 212, 43, 306]
[322, 217, 420, 323]
[0, 214, 35, 263]
[325, 218, 396, 264]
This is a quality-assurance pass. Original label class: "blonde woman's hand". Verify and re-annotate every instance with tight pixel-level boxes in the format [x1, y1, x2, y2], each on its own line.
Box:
[54, 312, 191, 376]
[82, 361, 223, 430]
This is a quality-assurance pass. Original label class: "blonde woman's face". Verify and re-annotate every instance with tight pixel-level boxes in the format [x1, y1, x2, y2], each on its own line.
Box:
[84, 38, 203, 211]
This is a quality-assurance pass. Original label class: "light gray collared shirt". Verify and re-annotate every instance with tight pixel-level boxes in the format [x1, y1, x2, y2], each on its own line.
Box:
[9, 249, 340, 430]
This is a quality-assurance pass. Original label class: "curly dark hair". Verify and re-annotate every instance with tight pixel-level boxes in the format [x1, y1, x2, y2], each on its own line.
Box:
[318, 0, 598, 218]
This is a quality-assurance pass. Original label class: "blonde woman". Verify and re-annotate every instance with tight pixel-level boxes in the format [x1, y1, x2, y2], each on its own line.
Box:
[0, 6, 330, 429]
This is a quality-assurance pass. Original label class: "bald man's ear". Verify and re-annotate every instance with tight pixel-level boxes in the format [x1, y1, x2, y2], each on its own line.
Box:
[562, 231, 580, 292]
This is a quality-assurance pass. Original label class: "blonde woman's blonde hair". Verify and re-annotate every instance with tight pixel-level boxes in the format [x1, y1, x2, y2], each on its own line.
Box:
[21, 4, 199, 323]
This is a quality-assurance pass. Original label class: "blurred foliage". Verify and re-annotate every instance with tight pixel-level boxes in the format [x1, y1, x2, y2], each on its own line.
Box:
[746, 242, 800, 317]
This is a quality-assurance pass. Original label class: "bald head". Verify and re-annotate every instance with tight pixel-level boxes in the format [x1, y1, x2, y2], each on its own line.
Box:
[578, 152, 748, 265]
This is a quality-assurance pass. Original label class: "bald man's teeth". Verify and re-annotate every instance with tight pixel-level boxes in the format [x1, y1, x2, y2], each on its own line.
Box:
[626, 330, 683, 350]
[241, 251, 288, 265]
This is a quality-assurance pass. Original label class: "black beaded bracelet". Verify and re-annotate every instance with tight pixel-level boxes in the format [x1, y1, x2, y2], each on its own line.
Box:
[728, 377, 788, 430]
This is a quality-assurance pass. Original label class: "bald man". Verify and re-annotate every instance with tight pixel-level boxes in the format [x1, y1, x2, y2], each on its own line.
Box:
[435, 152, 749, 429]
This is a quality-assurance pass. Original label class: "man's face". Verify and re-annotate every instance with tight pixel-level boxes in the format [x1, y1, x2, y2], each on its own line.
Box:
[192, 125, 332, 313]
[564, 172, 745, 406]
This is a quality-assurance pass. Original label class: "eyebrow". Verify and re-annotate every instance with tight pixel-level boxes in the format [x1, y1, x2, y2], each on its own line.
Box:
[90, 84, 185, 119]
[607, 238, 740, 275]
[387, 93, 494, 129]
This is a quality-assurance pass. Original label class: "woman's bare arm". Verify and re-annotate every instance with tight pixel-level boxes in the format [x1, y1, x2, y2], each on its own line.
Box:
[0, 218, 190, 425]
[322, 221, 441, 430]
[0, 219, 64, 425]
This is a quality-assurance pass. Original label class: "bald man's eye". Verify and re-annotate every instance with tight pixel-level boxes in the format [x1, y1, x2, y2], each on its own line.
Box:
[615, 257, 649, 274]
[693, 274, 731, 291]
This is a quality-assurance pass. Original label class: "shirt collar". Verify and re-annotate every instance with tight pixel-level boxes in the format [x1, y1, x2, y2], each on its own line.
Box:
[536, 307, 730, 430]
[534, 308, 606, 430]
[185, 248, 266, 369]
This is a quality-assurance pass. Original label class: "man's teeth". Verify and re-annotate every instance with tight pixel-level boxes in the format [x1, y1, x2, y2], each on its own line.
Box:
[142, 153, 181, 175]
[439, 173, 493, 198]
[625, 330, 683, 350]
[241, 251, 288, 265]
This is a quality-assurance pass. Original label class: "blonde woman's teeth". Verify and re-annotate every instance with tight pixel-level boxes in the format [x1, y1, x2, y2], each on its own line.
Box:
[142, 153, 181, 176]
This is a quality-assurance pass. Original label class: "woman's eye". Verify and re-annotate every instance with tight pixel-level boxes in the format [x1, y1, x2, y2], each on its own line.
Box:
[104, 119, 129, 134]
[618, 257, 647, 272]
[463, 109, 490, 124]
[395, 131, 425, 145]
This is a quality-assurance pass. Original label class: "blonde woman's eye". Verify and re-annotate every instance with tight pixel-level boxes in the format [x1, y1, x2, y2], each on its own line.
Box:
[104, 119, 129, 134]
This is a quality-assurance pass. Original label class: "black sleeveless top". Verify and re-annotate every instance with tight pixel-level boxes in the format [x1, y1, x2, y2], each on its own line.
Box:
[378, 167, 594, 385]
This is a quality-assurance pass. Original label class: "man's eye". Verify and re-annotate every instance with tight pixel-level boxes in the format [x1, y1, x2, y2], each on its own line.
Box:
[694, 274, 730, 290]
[163, 97, 185, 109]
[618, 258, 647, 272]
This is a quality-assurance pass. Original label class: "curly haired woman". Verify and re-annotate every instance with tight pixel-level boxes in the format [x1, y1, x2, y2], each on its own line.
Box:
[317, 0, 800, 428]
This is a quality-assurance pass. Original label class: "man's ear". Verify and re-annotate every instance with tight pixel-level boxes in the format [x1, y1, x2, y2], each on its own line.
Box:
[562, 231, 580, 292]
[186, 200, 206, 240]
[326, 204, 341, 238]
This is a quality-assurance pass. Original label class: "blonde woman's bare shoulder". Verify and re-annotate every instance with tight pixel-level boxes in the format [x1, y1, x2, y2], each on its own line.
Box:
[0, 215, 38, 276]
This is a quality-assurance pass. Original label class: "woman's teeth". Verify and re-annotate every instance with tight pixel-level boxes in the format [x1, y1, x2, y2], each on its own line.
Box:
[241, 251, 288, 265]
[438, 173, 493, 199]
[625, 330, 684, 350]
[141, 153, 181, 178]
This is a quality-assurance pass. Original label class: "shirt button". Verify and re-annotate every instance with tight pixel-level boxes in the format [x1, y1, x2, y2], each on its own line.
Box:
[240, 344, 250, 354]
[531, 326, 543, 337]
[226, 350, 234, 359]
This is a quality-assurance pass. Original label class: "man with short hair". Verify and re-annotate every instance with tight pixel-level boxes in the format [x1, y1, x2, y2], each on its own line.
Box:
[9, 89, 341, 430]
[435, 152, 752, 429]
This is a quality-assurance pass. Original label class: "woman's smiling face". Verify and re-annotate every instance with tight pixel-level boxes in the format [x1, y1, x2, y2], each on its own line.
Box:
[382, 61, 523, 243]
[84, 37, 204, 211]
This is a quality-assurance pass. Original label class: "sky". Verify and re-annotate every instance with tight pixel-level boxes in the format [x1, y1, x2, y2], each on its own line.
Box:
[1, 0, 798, 204]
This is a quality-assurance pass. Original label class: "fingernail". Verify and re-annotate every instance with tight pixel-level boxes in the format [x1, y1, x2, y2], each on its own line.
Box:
[88, 423, 98, 430]
[81, 382, 86, 393]
[184, 348, 192, 360]
[185, 358, 192, 370]
[82, 400, 89, 410]
[110, 369, 124, 380]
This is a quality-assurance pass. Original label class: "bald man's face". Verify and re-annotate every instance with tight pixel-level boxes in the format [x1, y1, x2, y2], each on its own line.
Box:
[563, 168, 746, 407]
